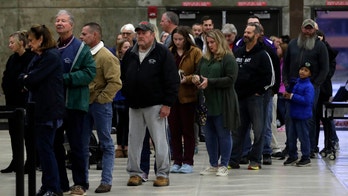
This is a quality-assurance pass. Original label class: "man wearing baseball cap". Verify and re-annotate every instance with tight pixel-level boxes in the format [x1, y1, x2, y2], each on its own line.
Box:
[302, 19, 316, 29]
[122, 21, 180, 187]
[282, 18, 329, 159]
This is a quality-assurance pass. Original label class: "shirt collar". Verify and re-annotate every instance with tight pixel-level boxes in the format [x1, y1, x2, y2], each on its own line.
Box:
[90, 41, 104, 55]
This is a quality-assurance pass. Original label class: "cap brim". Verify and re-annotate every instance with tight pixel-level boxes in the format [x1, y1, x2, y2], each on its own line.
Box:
[135, 27, 148, 31]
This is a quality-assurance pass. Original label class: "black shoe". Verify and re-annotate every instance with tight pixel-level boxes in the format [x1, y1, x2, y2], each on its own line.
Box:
[310, 152, 316, 159]
[228, 162, 240, 169]
[281, 148, 288, 157]
[263, 154, 272, 165]
[314, 146, 319, 153]
[239, 156, 249, 164]
[283, 157, 298, 166]
[296, 158, 311, 167]
[271, 152, 283, 158]
[1, 164, 15, 173]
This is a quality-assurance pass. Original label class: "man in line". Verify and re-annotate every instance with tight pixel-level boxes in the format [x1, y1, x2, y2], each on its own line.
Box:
[230, 23, 273, 170]
[221, 23, 238, 51]
[80, 22, 122, 193]
[120, 23, 136, 46]
[195, 16, 214, 53]
[54, 10, 96, 195]
[160, 11, 179, 47]
[191, 23, 202, 38]
[283, 19, 329, 158]
[122, 21, 179, 187]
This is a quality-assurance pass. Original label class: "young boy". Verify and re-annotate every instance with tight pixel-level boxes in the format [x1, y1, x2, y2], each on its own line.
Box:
[283, 62, 315, 167]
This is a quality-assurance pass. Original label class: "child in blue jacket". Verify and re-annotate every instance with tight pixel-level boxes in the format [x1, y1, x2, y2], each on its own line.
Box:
[283, 62, 314, 167]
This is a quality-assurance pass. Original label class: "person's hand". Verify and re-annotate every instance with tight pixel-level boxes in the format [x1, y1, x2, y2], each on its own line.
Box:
[192, 74, 201, 85]
[197, 76, 208, 90]
[283, 92, 291, 99]
[159, 105, 171, 119]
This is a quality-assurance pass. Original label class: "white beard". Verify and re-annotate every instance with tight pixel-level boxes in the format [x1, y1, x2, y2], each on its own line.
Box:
[297, 34, 316, 50]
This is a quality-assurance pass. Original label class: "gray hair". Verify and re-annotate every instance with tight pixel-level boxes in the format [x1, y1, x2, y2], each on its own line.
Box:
[164, 11, 179, 26]
[221, 23, 237, 35]
[56, 10, 75, 26]
[120, 23, 135, 33]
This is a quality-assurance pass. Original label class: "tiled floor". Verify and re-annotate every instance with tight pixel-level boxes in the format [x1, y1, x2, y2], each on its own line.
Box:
[0, 129, 348, 196]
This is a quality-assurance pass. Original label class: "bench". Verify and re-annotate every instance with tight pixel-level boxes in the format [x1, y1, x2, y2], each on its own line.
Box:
[323, 102, 348, 119]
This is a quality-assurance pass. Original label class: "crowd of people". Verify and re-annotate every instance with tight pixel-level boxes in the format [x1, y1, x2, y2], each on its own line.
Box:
[0, 9, 341, 196]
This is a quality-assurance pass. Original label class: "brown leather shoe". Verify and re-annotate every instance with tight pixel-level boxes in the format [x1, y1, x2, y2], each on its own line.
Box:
[115, 149, 124, 158]
[153, 176, 169, 187]
[95, 183, 111, 193]
[127, 175, 143, 186]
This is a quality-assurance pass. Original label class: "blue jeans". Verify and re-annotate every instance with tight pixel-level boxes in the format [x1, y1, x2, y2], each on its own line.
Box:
[204, 114, 232, 167]
[230, 94, 265, 164]
[263, 91, 273, 155]
[36, 121, 61, 193]
[288, 119, 310, 160]
[85, 102, 114, 185]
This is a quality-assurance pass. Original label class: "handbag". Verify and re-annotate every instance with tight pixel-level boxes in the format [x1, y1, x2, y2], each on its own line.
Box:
[195, 89, 208, 126]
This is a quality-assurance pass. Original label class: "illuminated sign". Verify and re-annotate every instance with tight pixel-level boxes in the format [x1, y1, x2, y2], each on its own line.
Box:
[237, 1, 267, 6]
[182, 2, 212, 6]
[326, 0, 348, 5]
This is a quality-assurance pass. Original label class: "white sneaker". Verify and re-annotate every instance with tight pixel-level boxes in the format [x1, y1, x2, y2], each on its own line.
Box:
[216, 166, 228, 176]
[200, 166, 218, 175]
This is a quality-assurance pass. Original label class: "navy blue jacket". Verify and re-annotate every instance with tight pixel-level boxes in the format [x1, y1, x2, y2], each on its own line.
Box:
[20, 48, 65, 123]
[121, 41, 180, 109]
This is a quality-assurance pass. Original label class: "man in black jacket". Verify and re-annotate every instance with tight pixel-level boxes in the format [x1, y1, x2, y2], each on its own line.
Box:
[122, 21, 179, 187]
[229, 23, 273, 170]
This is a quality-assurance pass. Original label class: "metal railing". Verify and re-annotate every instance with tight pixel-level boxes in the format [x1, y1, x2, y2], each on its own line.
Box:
[0, 102, 35, 196]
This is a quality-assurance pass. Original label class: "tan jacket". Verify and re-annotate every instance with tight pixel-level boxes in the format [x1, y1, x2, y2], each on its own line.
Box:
[89, 46, 122, 104]
[171, 46, 202, 104]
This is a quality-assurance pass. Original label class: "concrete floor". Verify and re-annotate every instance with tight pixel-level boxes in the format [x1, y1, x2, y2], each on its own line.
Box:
[1, 127, 348, 196]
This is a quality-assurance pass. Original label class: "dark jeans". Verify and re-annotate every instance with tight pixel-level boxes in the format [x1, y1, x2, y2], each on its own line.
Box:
[36, 121, 61, 193]
[54, 109, 89, 191]
[288, 119, 310, 160]
[231, 94, 265, 164]
[114, 100, 129, 147]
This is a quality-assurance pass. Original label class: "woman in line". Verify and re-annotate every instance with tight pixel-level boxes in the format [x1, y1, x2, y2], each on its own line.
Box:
[1, 31, 35, 173]
[168, 26, 202, 174]
[19, 24, 65, 196]
[193, 29, 240, 176]
[114, 39, 131, 158]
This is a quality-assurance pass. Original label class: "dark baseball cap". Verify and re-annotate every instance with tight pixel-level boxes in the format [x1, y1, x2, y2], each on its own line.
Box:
[135, 21, 154, 32]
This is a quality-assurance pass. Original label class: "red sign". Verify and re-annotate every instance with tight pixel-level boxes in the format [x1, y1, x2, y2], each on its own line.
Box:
[182, 2, 212, 6]
[237, 1, 267, 6]
[326, 0, 348, 5]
